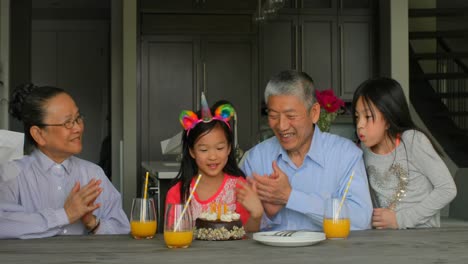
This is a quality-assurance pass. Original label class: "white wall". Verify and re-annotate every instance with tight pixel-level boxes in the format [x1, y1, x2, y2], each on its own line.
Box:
[111, 0, 123, 195]
[450, 168, 468, 219]
[390, 0, 409, 100]
[0, 0, 10, 130]
[122, 0, 138, 215]
[379, 0, 410, 98]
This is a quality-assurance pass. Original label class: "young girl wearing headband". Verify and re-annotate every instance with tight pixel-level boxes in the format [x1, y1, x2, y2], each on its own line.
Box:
[165, 94, 263, 232]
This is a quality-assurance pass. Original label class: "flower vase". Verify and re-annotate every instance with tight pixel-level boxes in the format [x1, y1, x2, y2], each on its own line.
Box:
[315, 89, 345, 133]
[317, 110, 338, 132]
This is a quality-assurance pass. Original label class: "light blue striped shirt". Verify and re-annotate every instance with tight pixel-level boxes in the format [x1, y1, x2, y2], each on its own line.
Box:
[241, 126, 372, 231]
[0, 149, 130, 239]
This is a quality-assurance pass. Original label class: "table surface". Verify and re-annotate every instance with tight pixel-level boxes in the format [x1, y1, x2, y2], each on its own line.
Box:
[2, 218, 468, 264]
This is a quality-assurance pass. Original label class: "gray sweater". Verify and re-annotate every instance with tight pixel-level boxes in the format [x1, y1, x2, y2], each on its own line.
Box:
[362, 130, 457, 229]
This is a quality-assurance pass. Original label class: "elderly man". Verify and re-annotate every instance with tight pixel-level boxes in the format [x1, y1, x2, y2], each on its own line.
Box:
[241, 70, 372, 231]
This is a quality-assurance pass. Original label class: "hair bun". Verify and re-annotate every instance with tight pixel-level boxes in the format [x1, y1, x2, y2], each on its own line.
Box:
[9, 83, 37, 121]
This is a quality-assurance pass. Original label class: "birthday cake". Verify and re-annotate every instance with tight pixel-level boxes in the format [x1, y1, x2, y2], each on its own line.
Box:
[194, 204, 245, 241]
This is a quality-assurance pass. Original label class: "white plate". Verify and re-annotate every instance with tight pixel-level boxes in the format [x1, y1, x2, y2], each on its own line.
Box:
[253, 231, 326, 247]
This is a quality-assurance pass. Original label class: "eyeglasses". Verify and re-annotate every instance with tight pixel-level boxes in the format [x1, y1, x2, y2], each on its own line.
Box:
[37, 115, 84, 129]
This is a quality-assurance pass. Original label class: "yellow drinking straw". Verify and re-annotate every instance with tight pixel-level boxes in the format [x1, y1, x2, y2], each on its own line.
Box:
[336, 171, 354, 219]
[143, 171, 150, 200]
[174, 174, 202, 231]
[141, 172, 150, 221]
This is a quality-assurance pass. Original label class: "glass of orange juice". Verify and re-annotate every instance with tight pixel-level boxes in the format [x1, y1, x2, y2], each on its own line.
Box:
[323, 197, 350, 239]
[130, 198, 157, 239]
[164, 203, 193, 248]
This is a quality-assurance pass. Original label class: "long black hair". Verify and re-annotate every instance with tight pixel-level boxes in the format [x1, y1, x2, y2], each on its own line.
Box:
[9, 83, 67, 147]
[172, 107, 245, 203]
[351, 77, 441, 154]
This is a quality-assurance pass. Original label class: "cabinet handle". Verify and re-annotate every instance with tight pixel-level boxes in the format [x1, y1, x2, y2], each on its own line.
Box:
[119, 140, 124, 194]
[298, 24, 303, 71]
[196, 63, 201, 109]
[339, 24, 344, 94]
[291, 24, 296, 70]
[203, 62, 207, 95]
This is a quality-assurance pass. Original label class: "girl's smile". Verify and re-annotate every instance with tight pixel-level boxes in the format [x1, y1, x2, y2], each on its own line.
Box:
[189, 124, 231, 179]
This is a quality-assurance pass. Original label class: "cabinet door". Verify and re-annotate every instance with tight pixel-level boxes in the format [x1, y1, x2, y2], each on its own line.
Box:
[301, 0, 337, 11]
[340, 0, 371, 9]
[339, 0, 374, 15]
[140, 35, 200, 162]
[31, 21, 109, 164]
[339, 16, 373, 100]
[201, 36, 258, 152]
[301, 15, 339, 93]
[140, 0, 196, 10]
[300, 0, 373, 15]
[260, 15, 298, 88]
[200, 0, 256, 11]
[140, 0, 256, 12]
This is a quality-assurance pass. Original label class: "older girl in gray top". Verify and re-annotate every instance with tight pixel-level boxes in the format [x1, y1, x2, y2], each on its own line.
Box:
[352, 77, 457, 229]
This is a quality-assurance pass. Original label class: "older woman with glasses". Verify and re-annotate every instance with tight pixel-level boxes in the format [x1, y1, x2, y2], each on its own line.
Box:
[0, 84, 130, 239]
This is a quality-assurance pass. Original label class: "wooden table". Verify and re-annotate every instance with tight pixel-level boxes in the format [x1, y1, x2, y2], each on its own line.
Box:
[2, 219, 468, 264]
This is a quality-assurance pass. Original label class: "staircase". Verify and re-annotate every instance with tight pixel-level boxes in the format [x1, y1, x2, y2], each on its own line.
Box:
[409, 7, 468, 168]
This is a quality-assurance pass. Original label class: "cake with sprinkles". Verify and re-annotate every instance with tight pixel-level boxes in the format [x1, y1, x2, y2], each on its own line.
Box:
[194, 203, 245, 241]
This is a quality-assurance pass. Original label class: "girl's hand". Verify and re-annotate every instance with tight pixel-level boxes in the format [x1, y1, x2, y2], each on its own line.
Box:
[372, 208, 398, 229]
[236, 181, 263, 220]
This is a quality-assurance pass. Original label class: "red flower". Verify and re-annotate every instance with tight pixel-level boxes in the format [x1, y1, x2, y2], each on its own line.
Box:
[315, 89, 345, 113]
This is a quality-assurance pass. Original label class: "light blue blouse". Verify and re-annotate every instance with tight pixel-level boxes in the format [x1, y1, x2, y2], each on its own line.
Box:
[0, 149, 130, 239]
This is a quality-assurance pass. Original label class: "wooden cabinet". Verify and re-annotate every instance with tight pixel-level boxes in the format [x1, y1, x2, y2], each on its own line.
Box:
[140, 35, 195, 163]
[140, 0, 256, 13]
[260, 2, 374, 100]
[31, 21, 109, 164]
[338, 15, 373, 99]
[300, 15, 339, 96]
[260, 15, 298, 86]
[290, 0, 373, 15]
[140, 35, 258, 162]
[140, 0, 195, 10]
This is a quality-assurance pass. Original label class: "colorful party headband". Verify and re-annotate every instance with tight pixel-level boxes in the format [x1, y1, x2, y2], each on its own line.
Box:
[179, 92, 235, 134]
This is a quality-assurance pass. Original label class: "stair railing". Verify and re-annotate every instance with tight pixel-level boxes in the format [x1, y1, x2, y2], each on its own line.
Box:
[433, 37, 468, 130]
